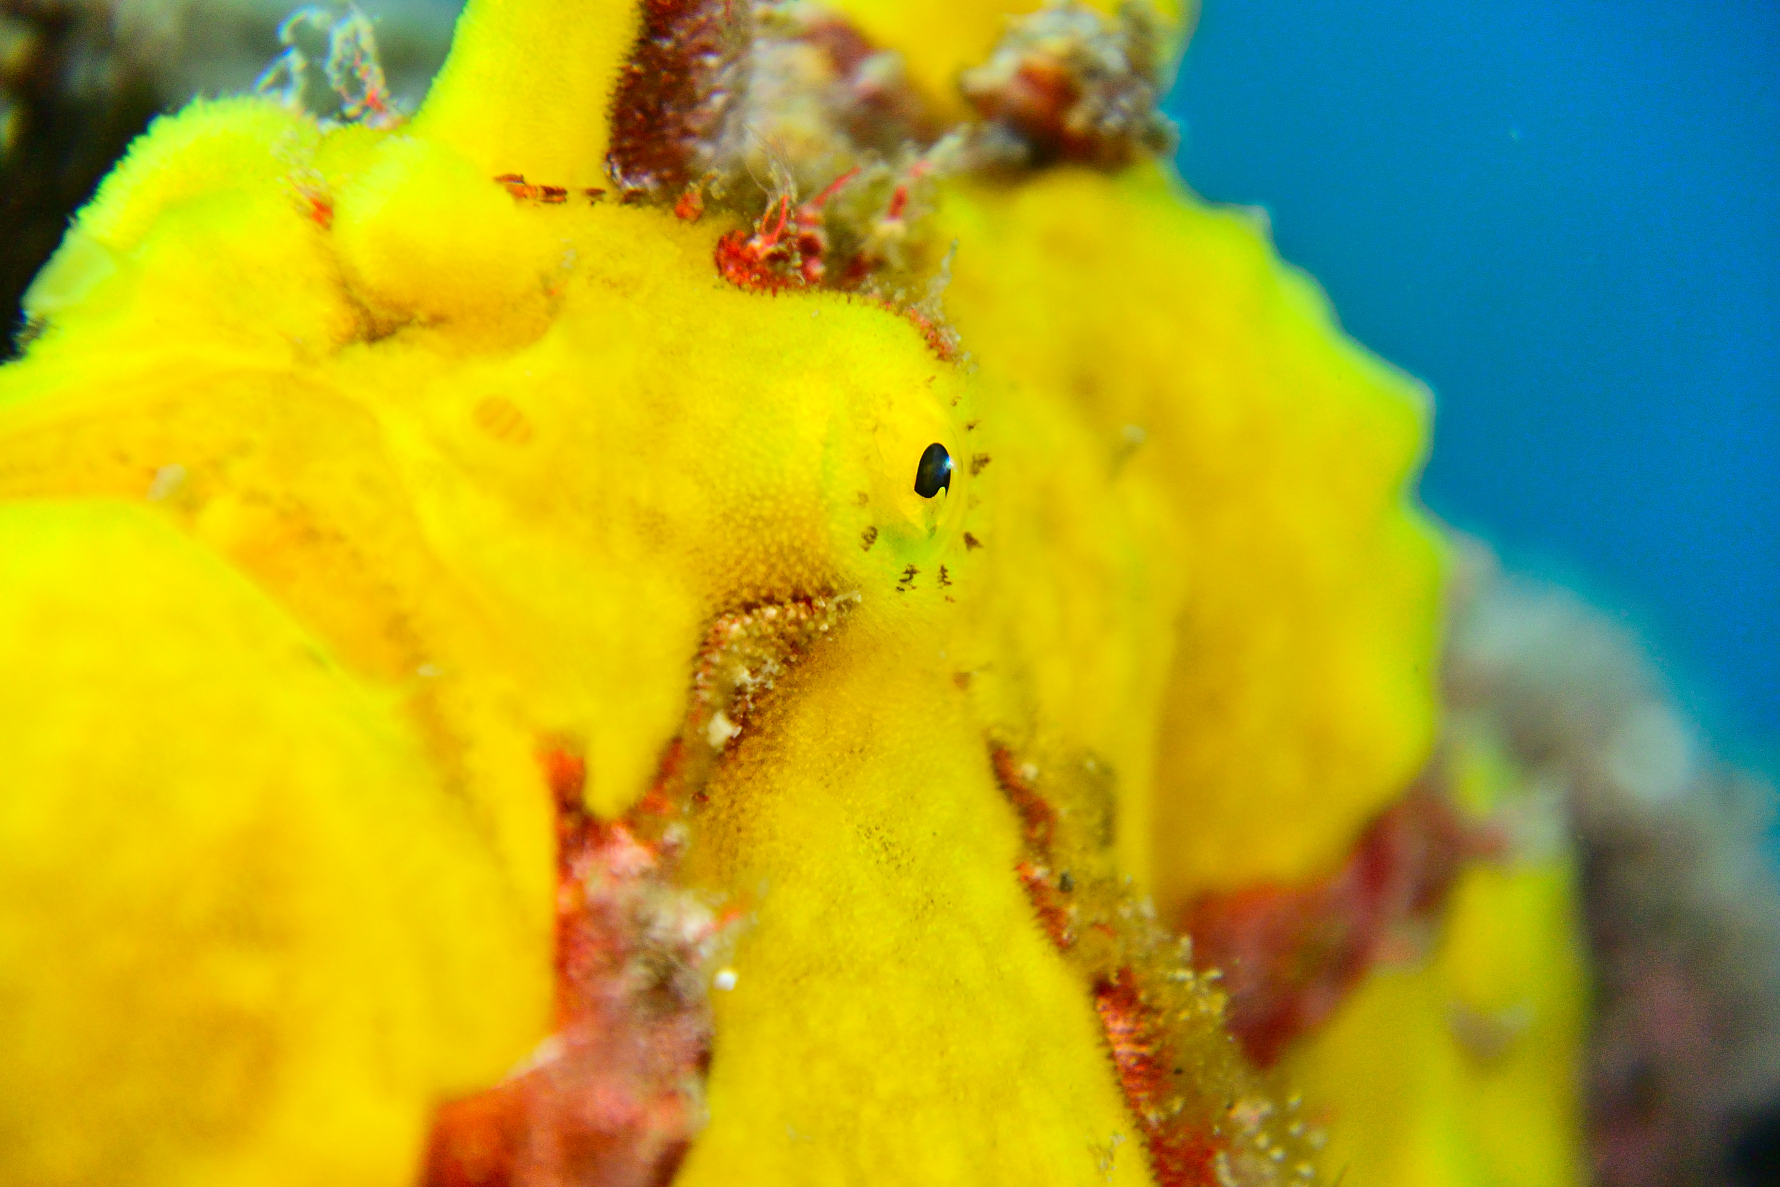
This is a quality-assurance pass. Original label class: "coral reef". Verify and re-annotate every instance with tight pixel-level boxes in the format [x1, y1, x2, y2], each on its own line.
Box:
[1444, 542, 1780, 1187]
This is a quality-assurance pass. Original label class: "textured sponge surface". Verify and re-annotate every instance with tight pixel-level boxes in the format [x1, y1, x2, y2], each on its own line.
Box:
[0, 501, 547, 1187]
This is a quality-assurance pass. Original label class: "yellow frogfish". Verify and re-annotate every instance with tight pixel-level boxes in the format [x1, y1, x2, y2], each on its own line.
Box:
[0, 0, 1589, 1184]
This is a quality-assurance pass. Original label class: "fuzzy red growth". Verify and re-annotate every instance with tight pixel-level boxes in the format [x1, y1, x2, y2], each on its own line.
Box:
[714, 195, 797, 292]
[708, 162, 960, 362]
[1015, 860, 1074, 949]
[673, 188, 705, 221]
[1182, 785, 1492, 1068]
[990, 749, 1223, 1187]
[958, 6, 1172, 171]
[1094, 971, 1222, 1187]
[792, 167, 858, 285]
[901, 157, 935, 197]
[683, 593, 853, 747]
[884, 183, 911, 224]
[606, 0, 745, 200]
[631, 740, 685, 820]
[982, 58, 1089, 159]
[422, 745, 716, 1187]
[990, 746, 1055, 852]
[540, 745, 587, 817]
[899, 305, 957, 362]
[713, 168, 869, 292]
[296, 187, 334, 229]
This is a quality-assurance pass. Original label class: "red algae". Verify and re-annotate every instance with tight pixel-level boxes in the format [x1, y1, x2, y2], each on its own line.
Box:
[1182, 783, 1494, 1068]
[988, 746, 1318, 1186]
[1093, 971, 1221, 1187]
[991, 746, 1056, 852]
[713, 196, 802, 292]
[607, 0, 749, 200]
[424, 593, 856, 1185]
[957, 1, 1175, 170]
[422, 744, 719, 1187]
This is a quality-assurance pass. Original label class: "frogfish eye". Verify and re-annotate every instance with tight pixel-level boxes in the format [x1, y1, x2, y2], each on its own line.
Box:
[914, 443, 953, 499]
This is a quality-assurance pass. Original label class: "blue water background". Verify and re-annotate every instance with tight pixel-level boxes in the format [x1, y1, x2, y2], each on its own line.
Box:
[1165, 0, 1779, 771]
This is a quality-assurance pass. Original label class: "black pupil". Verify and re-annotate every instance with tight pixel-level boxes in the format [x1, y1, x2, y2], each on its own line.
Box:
[914, 443, 953, 498]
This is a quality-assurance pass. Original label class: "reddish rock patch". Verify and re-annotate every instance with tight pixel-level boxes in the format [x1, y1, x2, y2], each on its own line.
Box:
[423, 594, 855, 1186]
[1181, 784, 1495, 1068]
[421, 745, 720, 1187]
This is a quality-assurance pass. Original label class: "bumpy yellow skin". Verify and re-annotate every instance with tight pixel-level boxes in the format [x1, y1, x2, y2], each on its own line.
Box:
[0, 1, 1581, 1184]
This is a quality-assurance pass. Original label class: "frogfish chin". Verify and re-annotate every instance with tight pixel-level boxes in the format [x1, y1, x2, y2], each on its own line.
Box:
[0, 1, 1593, 1185]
